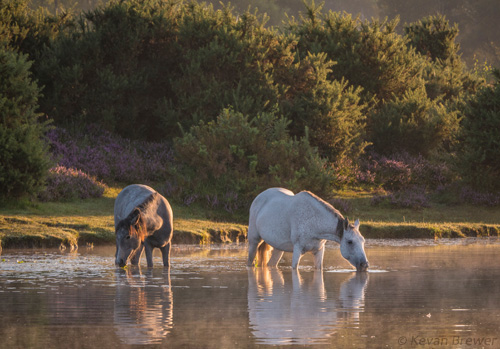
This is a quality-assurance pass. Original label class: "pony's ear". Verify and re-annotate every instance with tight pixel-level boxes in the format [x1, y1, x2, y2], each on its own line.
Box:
[354, 219, 360, 229]
[129, 208, 141, 226]
[343, 217, 350, 230]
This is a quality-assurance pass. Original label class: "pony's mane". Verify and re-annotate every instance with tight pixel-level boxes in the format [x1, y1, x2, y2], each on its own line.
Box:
[300, 191, 345, 220]
[300, 190, 346, 238]
[136, 192, 159, 212]
[118, 192, 159, 241]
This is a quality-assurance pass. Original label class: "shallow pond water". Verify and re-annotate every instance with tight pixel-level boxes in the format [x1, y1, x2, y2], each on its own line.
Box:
[1, 239, 500, 348]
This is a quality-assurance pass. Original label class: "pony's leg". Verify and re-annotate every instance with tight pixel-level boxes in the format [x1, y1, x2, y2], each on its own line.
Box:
[160, 242, 171, 268]
[313, 247, 325, 270]
[267, 249, 284, 268]
[247, 239, 261, 267]
[144, 242, 154, 268]
[130, 244, 144, 266]
[291, 245, 303, 269]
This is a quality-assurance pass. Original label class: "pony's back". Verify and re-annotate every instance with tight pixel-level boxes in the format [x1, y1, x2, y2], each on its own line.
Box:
[114, 184, 157, 228]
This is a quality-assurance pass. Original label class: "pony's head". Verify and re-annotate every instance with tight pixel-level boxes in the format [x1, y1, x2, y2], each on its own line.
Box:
[115, 208, 146, 267]
[339, 218, 369, 272]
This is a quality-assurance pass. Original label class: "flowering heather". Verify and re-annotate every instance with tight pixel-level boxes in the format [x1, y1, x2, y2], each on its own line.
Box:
[183, 194, 198, 206]
[46, 126, 174, 183]
[371, 186, 430, 209]
[357, 152, 453, 190]
[39, 166, 107, 201]
[460, 187, 500, 207]
[223, 191, 239, 213]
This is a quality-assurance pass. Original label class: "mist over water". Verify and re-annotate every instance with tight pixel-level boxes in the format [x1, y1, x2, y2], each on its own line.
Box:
[1, 239, 499, 347]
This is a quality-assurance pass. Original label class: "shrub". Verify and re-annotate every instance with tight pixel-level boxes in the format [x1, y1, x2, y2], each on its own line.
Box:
[38, 166, 107, 201]
[287, 5, 425, 105]
[404, 14, 481, 102]
[0, 47, 51, 202]
[369, 87, 460, 156]
[0, 0, 71, 59]
[277, 52, 368, 161]
[458, 69, 500, 191]
[404, 14, 460, 64]
[173, 108, 335, 205]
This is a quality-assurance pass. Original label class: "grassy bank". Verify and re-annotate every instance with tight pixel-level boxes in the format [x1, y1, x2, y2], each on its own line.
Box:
[0, 186, 247, 250]
[337, 189, 500, 239]
[1, 187, 499, 250]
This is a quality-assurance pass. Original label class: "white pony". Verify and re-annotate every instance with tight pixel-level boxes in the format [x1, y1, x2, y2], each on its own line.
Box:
[247, 188, 369, 271]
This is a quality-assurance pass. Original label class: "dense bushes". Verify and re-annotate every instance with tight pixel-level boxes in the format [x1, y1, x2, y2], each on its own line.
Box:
[458, 69, 500, 191]
[285, 7, 473, 157]
[24, 0, 367, 162]
[287, 7, 425, 104]
[369, 87, 460, 156]
[1, 0, 499, 205]
[173, 108, 335, 205]
[0, 47, 51, 202]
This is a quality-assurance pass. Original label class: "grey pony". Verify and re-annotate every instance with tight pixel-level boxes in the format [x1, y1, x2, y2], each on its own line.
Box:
[247, 187, 369, 271]
[114, 184, 173, 268]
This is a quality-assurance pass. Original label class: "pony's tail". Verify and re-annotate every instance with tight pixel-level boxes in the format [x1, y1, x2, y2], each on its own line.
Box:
[256, 242, 272, 267]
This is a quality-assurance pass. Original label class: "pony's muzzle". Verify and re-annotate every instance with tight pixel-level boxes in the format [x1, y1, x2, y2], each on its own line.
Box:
[357, 261, 369, 272]
[116, 259, 126, 268]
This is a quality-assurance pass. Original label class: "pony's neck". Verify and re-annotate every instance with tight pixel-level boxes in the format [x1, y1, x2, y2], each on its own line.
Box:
[316, 216, 343, 243]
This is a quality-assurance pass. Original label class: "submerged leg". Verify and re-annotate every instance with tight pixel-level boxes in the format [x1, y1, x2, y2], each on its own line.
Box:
[160, 242, 171, 268]
[313, 246, 325, 270]
[144, 242, 154, 268]
[267, 249, 284, 268]
[130, 244, 144, 266]
[291, 245, 303, 269]
[247, 238, 261, 267]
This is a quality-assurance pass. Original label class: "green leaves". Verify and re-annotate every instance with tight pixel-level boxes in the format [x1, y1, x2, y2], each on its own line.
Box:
[173, 108, 335, 202]
[459, 70, 500, 190]
[0, 47, 51, 202]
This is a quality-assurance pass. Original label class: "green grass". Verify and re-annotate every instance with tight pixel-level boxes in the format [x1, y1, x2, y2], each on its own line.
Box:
[334, 188, 500, 239]
[1, 187, 499, 250]
[0, 186, 246, 249]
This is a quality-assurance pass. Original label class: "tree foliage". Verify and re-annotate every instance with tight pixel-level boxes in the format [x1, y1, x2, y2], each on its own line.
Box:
[0, 47, 51, 201]
[1, 0, 499, 198]
[287, 5, 425, 105]
[369, 87, 459, 156]
[458, 69, 500, 191]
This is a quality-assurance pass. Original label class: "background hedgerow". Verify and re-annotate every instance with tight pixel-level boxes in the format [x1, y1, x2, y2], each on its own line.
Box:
[2, 0, 500, 206]
[38, 166, 107, 201]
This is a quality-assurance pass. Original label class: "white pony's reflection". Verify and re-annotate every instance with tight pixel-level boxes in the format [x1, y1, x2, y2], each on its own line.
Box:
[247, 268, 368, 345]
[114, 267, 173, 345]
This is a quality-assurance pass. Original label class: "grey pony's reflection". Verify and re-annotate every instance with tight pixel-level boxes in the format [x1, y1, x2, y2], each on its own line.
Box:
[247, 268, 368, 345]
[114, 267, 173, 345]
